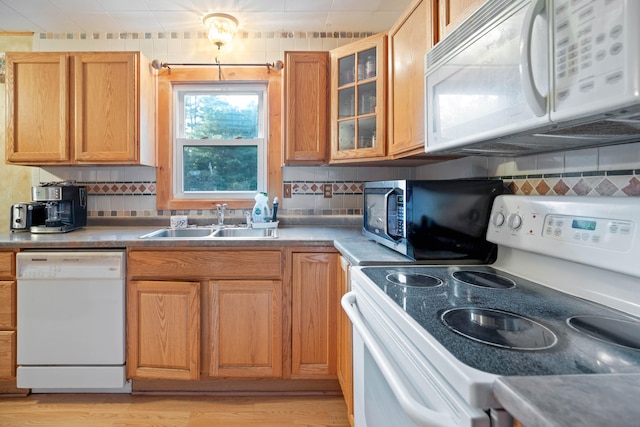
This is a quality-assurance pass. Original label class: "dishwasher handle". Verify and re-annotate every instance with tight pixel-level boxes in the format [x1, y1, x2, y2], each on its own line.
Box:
[342, 291, 462, 427]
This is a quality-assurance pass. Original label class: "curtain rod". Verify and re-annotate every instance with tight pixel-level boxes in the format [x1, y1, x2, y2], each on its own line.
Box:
[151, 58, 284, 79]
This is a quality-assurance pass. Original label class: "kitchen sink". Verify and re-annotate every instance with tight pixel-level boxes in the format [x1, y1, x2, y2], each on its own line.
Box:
[211, 227, 278, 239]
[138, 226, 278, 240]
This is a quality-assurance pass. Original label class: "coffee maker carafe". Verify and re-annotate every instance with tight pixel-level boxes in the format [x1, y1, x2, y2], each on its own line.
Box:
[30, 183, 88, 233]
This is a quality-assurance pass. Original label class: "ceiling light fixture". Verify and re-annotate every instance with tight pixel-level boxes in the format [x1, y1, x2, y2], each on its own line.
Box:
[202, 13, 239, 50]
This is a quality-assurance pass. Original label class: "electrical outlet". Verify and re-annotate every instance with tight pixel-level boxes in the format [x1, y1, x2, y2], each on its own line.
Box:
[323, 184, 333, 198]
[283, 184, 292, 198]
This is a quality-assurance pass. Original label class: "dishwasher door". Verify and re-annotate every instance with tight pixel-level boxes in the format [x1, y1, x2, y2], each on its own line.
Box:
[16, 251, 127, 390]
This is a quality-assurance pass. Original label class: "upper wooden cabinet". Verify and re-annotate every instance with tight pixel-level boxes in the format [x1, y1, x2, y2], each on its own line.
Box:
[330, 34, 387, 163]
[438, 0, 486, 39]
[284, 51, 329, 164]
[387, 0, 437, 158]
[5, 51, 155, 166]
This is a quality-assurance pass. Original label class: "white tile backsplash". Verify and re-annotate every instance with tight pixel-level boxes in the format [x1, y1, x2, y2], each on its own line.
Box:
[565, 148, 598, 173]
[598, 142, 640, 171]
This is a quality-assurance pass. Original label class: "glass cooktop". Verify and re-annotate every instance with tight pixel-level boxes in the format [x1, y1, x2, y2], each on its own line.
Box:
[357, 265, 640, 376]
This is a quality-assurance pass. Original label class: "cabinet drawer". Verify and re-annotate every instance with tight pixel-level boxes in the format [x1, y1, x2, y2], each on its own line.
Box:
[128, 250, 283, 279]
[0, 282, 16, 329]
[0, 252, 15, 278]
[0, 331, 16, 380]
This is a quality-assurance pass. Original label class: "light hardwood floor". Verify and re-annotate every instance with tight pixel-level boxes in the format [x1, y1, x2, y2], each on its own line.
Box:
[0, 394, 350, 427]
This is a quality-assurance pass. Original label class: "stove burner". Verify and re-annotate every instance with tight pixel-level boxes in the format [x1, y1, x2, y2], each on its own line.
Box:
[567, 316, 640, 351]
[385, 272, 443, 288]
[441, 308, 558, 350]
[452, 271, 516, 289]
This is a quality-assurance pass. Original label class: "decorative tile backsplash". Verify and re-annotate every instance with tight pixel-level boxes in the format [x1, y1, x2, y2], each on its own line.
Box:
[37, 31, 376, 41]
[79, 169, 640, 218]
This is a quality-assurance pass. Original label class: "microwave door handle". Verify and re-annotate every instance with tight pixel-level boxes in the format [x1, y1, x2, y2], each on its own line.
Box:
[519, 0, 547, 117]
[342, 292, 467, 427]
[383, 189, 392, 236]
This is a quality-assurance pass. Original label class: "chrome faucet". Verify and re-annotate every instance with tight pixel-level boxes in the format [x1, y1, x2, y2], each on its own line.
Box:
[244, 210, 252, 228]
[216, 203, 227, 226]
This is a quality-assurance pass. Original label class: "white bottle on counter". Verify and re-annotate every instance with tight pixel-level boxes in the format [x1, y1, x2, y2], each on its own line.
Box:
[252, 193, 270, 223]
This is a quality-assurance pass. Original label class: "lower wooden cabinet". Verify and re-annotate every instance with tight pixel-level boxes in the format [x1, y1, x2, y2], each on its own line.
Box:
[337, 257, 354, 426]
[0, 252, 17, 382]
[207, 280, 283, 378]
[291, 251, 339, 379]
[127, 247, 341, 389]
[127, 280, 201, 380]
[0, 331, 16, 380]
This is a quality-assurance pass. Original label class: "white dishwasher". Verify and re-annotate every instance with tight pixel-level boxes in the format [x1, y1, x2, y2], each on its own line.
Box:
[16, 251, 130, 392]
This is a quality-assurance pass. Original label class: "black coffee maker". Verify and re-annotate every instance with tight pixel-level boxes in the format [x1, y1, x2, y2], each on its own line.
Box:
[30, 182, 88, 233]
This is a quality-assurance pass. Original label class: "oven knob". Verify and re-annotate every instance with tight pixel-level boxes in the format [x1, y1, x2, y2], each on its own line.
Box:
[508, 213, 523, 230]
[492, 212, 506, 227]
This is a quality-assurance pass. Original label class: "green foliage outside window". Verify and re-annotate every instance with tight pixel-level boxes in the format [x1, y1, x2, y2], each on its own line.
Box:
[183, 146, 257, 192]
[181, 93, 261, 192]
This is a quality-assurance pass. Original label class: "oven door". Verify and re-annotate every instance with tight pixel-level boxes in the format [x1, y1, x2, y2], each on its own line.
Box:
[342, 292, 489, 427]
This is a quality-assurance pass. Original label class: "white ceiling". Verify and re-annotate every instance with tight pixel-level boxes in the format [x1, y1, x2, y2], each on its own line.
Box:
[0, 0, 413, 34]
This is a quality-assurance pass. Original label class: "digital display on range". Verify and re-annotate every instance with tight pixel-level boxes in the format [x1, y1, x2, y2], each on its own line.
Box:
[572, 219, 597, 231]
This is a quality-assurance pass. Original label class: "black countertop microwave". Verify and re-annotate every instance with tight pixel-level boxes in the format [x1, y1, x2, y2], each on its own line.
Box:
[362, 179, 506, 262]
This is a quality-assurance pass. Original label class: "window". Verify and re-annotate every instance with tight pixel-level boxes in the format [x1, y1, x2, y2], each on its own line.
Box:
[174, 84, 267, 199]
[156, 67, 282, 211]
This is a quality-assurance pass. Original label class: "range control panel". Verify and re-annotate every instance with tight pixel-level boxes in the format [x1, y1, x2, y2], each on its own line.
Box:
[487, 195, 640, 278]
[543, 214, 633, 251]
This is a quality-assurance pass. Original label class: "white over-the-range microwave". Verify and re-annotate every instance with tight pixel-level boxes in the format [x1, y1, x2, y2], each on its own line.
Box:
[425, 0, 640, 156]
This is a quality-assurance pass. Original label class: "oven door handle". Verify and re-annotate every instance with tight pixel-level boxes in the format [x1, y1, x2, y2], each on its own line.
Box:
[342, 292, 460, 427]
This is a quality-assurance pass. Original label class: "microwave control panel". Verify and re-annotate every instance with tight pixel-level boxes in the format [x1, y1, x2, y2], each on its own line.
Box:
[553, 0, 630, 115]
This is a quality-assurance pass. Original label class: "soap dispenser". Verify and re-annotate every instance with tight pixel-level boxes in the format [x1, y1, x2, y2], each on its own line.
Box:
[252, 192, 270, 223]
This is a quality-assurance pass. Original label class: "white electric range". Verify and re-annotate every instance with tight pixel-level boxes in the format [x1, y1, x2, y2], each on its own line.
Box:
[342, 195, 640, 427]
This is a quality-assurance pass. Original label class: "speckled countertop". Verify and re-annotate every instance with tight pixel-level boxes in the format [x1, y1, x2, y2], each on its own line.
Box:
[494, 374, 640, 427]
[0, 225, 364, 249]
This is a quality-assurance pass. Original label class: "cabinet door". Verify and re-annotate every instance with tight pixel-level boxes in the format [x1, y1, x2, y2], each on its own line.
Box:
[127, 280, 200, 380]
[5, 52, 70, 163]
[439, 0, 485, 39]
[208, 280, 283, 378]
[0, 282, 15, 330]
[73, 52, 138, 163]
[337, 257, 354, 426]
[388, 0, 434, 157]
[291, 252, 339, 378]
[284, 51, 329, 164]
[330, 34, 387, 162]
[0, 331, 16, 380]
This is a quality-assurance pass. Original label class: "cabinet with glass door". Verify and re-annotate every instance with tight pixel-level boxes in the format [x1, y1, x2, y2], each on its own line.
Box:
[330, 34, 387, 162]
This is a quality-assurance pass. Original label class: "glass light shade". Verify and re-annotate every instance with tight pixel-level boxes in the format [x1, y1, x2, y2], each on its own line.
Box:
[202, 13, 239, 50]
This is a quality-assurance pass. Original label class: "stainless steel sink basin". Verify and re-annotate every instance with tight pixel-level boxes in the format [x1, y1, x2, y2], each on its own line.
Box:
[212, 227, 278, 239]
[139, 226, 278, 239]
[139, 227, 215, 239]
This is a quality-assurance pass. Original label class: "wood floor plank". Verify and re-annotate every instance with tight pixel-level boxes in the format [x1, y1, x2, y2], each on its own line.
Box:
[0, 394, 349, 427]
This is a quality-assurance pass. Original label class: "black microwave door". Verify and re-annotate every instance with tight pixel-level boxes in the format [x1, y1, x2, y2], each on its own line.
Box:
[406, 180, 503, 262]
[363, 187, 402, 242]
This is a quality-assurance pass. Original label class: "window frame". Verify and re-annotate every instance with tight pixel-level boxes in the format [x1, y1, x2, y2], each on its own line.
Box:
[173, 83, 267, 200]
[156, 67, 282, 211]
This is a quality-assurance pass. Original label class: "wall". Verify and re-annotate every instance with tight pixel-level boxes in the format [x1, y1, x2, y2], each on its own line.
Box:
[0, 33, 35, 231]
[416, 144, 640, 197]
[5, 31, 640, 230]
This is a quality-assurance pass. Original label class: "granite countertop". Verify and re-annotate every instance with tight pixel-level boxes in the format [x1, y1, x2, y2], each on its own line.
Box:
[0, 222, 415, 266]
[493, 374, 640, 427]
[0, 225, 364, 249]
